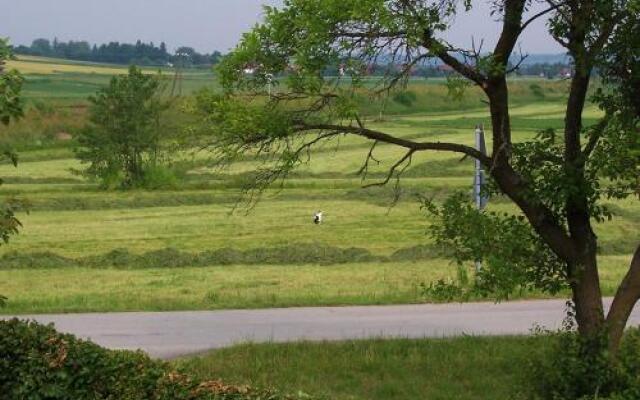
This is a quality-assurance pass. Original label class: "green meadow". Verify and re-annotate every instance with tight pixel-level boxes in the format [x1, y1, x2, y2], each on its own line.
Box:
[0, 57, 637, 314]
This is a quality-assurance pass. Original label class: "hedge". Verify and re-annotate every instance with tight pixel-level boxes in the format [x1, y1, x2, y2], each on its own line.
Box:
[0, 318, 310, 399]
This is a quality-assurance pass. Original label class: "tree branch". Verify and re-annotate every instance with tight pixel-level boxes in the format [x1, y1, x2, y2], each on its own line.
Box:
[421, 34, 487, 87]
[357, 140, 381, 179]
[493, 0, 527, 67]
[582, 114, 610, 160]
[334, 30, 408, 39]
[519, 2, 565, 34]
[292, 122, 492, 165]
[363, 148, 415, 188]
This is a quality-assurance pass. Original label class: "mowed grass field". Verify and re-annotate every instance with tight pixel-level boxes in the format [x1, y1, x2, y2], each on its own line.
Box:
[6, 55, 218, 100]
[0, 58, 637, 314]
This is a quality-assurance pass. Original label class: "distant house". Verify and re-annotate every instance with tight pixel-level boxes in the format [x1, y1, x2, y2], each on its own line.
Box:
[558, 67, 573, 78]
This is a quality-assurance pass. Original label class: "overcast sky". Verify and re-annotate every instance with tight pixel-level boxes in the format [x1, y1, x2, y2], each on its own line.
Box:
[1, 0, 564, 54]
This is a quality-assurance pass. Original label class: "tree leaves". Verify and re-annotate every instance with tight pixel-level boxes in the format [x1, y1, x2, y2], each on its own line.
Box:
[423, 193, 566, 299]
[0, 39, 24, 251]
[0, 38, 24, 126]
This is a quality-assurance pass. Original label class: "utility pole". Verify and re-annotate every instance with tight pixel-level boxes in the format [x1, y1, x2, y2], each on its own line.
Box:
[171, 51, 188, 97]
[473, 124, 488, 273]
[265, 73, 274, 98]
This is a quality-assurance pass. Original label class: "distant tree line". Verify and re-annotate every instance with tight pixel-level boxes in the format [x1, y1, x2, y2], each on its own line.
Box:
[13, 38, 223, 67]
[322, 62, 573, 79]
[511, 62, 575, 78]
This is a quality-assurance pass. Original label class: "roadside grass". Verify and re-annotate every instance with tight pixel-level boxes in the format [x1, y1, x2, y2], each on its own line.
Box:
[0, 261, 453, 314]
[0, 253, 631, 314]
[176, 336, 543, 400]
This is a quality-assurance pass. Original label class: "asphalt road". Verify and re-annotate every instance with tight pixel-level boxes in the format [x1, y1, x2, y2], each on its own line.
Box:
[6, 299, 639, 359]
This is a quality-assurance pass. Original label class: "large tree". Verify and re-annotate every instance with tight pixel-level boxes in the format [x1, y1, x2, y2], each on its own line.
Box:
[204, 0, 639, 354]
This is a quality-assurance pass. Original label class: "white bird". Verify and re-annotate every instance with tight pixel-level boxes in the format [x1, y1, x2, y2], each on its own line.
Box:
[313, 211, 323, 225]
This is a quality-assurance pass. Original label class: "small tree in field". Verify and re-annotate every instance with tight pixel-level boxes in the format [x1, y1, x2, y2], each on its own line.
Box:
[201, 0, 639, 379]
[76, 65, 168, 188]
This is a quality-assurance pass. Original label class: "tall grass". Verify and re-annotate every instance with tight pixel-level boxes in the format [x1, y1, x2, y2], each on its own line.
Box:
[177, 336, 543, 400]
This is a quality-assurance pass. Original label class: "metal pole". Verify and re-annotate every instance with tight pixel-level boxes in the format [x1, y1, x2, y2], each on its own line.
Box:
[266, 73, 273, 98]
[475, 126, 482, 210]
[474, 124, 485, 273]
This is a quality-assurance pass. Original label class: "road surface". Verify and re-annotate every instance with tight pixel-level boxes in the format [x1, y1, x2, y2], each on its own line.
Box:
[5, 299, 639, 359]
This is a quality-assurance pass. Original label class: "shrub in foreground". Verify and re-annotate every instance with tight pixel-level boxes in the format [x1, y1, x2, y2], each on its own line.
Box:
[531, 325, 640, 400]
[0, 318, 309, 399]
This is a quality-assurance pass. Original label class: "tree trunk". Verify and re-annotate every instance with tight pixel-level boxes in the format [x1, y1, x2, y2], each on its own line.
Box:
[563, 56, 605, 338]
[607, 244, 640, 354]
[569, 247, 605, 337]
[487, 79, 512, 165]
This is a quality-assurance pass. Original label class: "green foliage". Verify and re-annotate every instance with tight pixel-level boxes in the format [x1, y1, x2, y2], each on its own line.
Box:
[420, 278, 466, 302]
[419, 264, 471, 301]
[391, 90, 417, 107]
[0, 318, 308, 399]
[590, 7, 640, 201]
[0, 150, 22, 246]
[217, 0, 464, 90]
[445, 74, 472, 101]
[589, 110, 640, 202]
[140, 163, 180, 189]
[531, 319, 640, 400]
[0, 38, 25, 126]
[423, 192, 566, 299]
[0, 196, 23, 244]
[75, 65, 169, 188]
[509, 128, 573, 219]
[0, 39, 24, 256]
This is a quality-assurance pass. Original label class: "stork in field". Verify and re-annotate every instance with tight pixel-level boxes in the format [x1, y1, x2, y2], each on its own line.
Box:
[313, 211, 323, 225]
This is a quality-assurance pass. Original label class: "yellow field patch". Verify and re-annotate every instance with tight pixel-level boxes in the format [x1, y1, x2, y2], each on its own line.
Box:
[6, 56, 163, 75]
[6, 58, 127, 75]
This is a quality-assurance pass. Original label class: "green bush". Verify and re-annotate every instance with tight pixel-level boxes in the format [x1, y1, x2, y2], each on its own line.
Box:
[0, 318, 309, 399]
[141, 164, 180, 190]
[529, 83, 546, 99]
[530, 323, 640, 400]
[391, 90, 418, 107]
